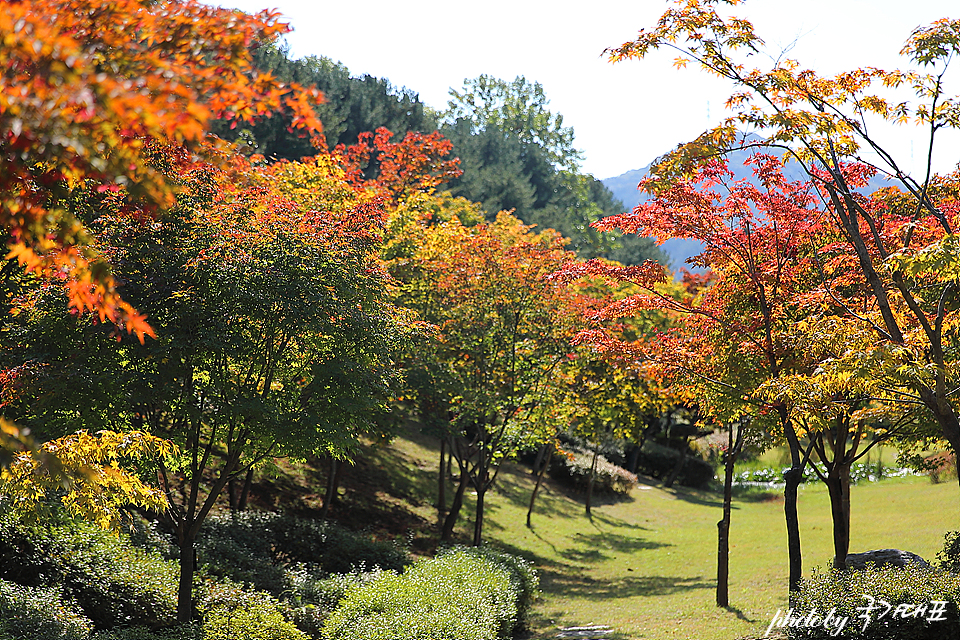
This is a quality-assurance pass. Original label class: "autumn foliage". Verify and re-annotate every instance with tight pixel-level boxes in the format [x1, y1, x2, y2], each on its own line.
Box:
[0, 0, 323, 339]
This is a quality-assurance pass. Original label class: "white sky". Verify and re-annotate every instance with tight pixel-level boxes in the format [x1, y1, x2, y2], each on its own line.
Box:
[220, 0, 960, 181]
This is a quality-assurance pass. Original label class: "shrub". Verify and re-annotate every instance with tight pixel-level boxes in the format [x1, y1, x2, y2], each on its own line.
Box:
[792, 564, 960, 640]
[0, 579, 92, 640]
[444, 546, 539, 630]
[322, 547, 535, 640]
[550, 449, 637, 494]
[938, 531, 960, 574]
[200, 581, 307, 640]
[0, 510, 177, 629]
[924, 452, 957, 484]
[282, 568, 370, 637]
[198, 512, 409, 596]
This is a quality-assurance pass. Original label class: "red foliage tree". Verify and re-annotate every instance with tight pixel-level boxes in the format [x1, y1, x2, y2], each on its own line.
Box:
[0, 0, 323, 339]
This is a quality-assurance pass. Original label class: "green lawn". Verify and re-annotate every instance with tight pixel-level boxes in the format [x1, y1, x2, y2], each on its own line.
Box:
[388, 434, 960, 640]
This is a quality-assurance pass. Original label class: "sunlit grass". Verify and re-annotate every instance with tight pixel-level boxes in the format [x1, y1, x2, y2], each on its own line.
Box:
[387, 432, 960, 640]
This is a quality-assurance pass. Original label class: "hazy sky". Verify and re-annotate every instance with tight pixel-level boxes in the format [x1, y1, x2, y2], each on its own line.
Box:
[221, 0, 959, 180]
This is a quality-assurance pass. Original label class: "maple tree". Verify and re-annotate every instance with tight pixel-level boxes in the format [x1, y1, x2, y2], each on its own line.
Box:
[0, 0, 322, 337]
[392, 211, 587, 545]
[607, 0, 960, 492]
[0, 429, 174, 530]
[336, 127, 463, 207]
[565, 356, 674, 516]
[3, 142, 403, 621]
[559, 155, 830, 596]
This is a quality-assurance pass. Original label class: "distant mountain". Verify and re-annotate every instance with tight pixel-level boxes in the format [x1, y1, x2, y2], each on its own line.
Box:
[601, 135, 893, 271]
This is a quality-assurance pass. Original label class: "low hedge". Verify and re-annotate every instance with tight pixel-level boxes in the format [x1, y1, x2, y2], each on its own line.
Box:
[322, 546, 538, 640]
[792, 564, 960, 640]
[199, 581, 307, 640]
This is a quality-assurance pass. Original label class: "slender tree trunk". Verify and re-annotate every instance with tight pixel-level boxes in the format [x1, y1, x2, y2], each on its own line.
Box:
[532, 442, 549, 475]
[320, 458, 343, 521]
[717, 425, 743, 608]
[442, 467, 469, 541]
[784, 465, 803, 595]
[228, 478, 238, 511]
[527, 449, 551, 528]
[472, 487, 486, 546]
[176, 530, 197, 622]
[586, 445, 600, 516]
[438, 439, 447, 514]
[627, 445, 641, 475]
[237, 468, 253, 512]
[825, 470, 849, 569]
[841, 466, 851, 544]
[782, 415, 805, 599]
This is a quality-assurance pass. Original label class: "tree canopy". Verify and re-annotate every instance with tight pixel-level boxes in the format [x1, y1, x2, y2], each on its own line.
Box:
[0, 0, 323, 338]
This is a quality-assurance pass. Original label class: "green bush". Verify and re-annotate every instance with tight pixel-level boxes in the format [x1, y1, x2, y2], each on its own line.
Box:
[198, 512, 409, 596]
[322, 546, 536, 640]
[282, 568, 370, 637]
[443, 546, 539, 629]
[938, 531, 960, 574]
[550, 449, 637, 494]
[200, 581, 307, 640]
[0, 510, 177, 629]
[0, 579, 92, 640]
[792, 564, 960, 640]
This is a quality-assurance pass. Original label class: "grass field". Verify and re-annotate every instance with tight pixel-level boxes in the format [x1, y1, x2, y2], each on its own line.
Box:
[380, 431, 960, 640]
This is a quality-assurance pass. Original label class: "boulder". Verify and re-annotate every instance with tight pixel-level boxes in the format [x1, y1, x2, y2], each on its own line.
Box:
[844, 549, 931, 571]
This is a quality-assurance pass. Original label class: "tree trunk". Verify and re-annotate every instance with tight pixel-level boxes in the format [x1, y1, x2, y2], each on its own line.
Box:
[532, 441, 550, 475]
[472, 487, 486, 546]
[320, 458, 343, 521]
[228, 477, 238, 511]
[717, 425, 743, 608]
[237, 468, 253, 512]
[664, 439, 689, 489]
[627, 445, 641, 475]
[438, 439, 447, 514]
[527, 449, 551, 528]
[783, 464, 803, 596]
[441, 467, 469, 541]
[586, 445, 600, 517]
[825, 470, 849, 569]
[781, 413, 806, 599]
[176, 532, 196, 622]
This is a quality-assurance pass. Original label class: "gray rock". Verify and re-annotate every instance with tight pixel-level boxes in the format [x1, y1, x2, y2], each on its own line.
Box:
[845, 549, 931, 571]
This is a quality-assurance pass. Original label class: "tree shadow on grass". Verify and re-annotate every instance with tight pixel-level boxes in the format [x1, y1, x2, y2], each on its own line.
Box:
[659, 484, 725, 509]
[724, 604, 758, 624]
[541, 568, 713, 599]
[558, 531, 670, 563]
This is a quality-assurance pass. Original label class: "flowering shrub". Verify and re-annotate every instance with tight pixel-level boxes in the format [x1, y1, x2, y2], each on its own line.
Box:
[793, 564, 960, 640]
[550, 449, 638, 494]
[322, 546, 538, 640]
